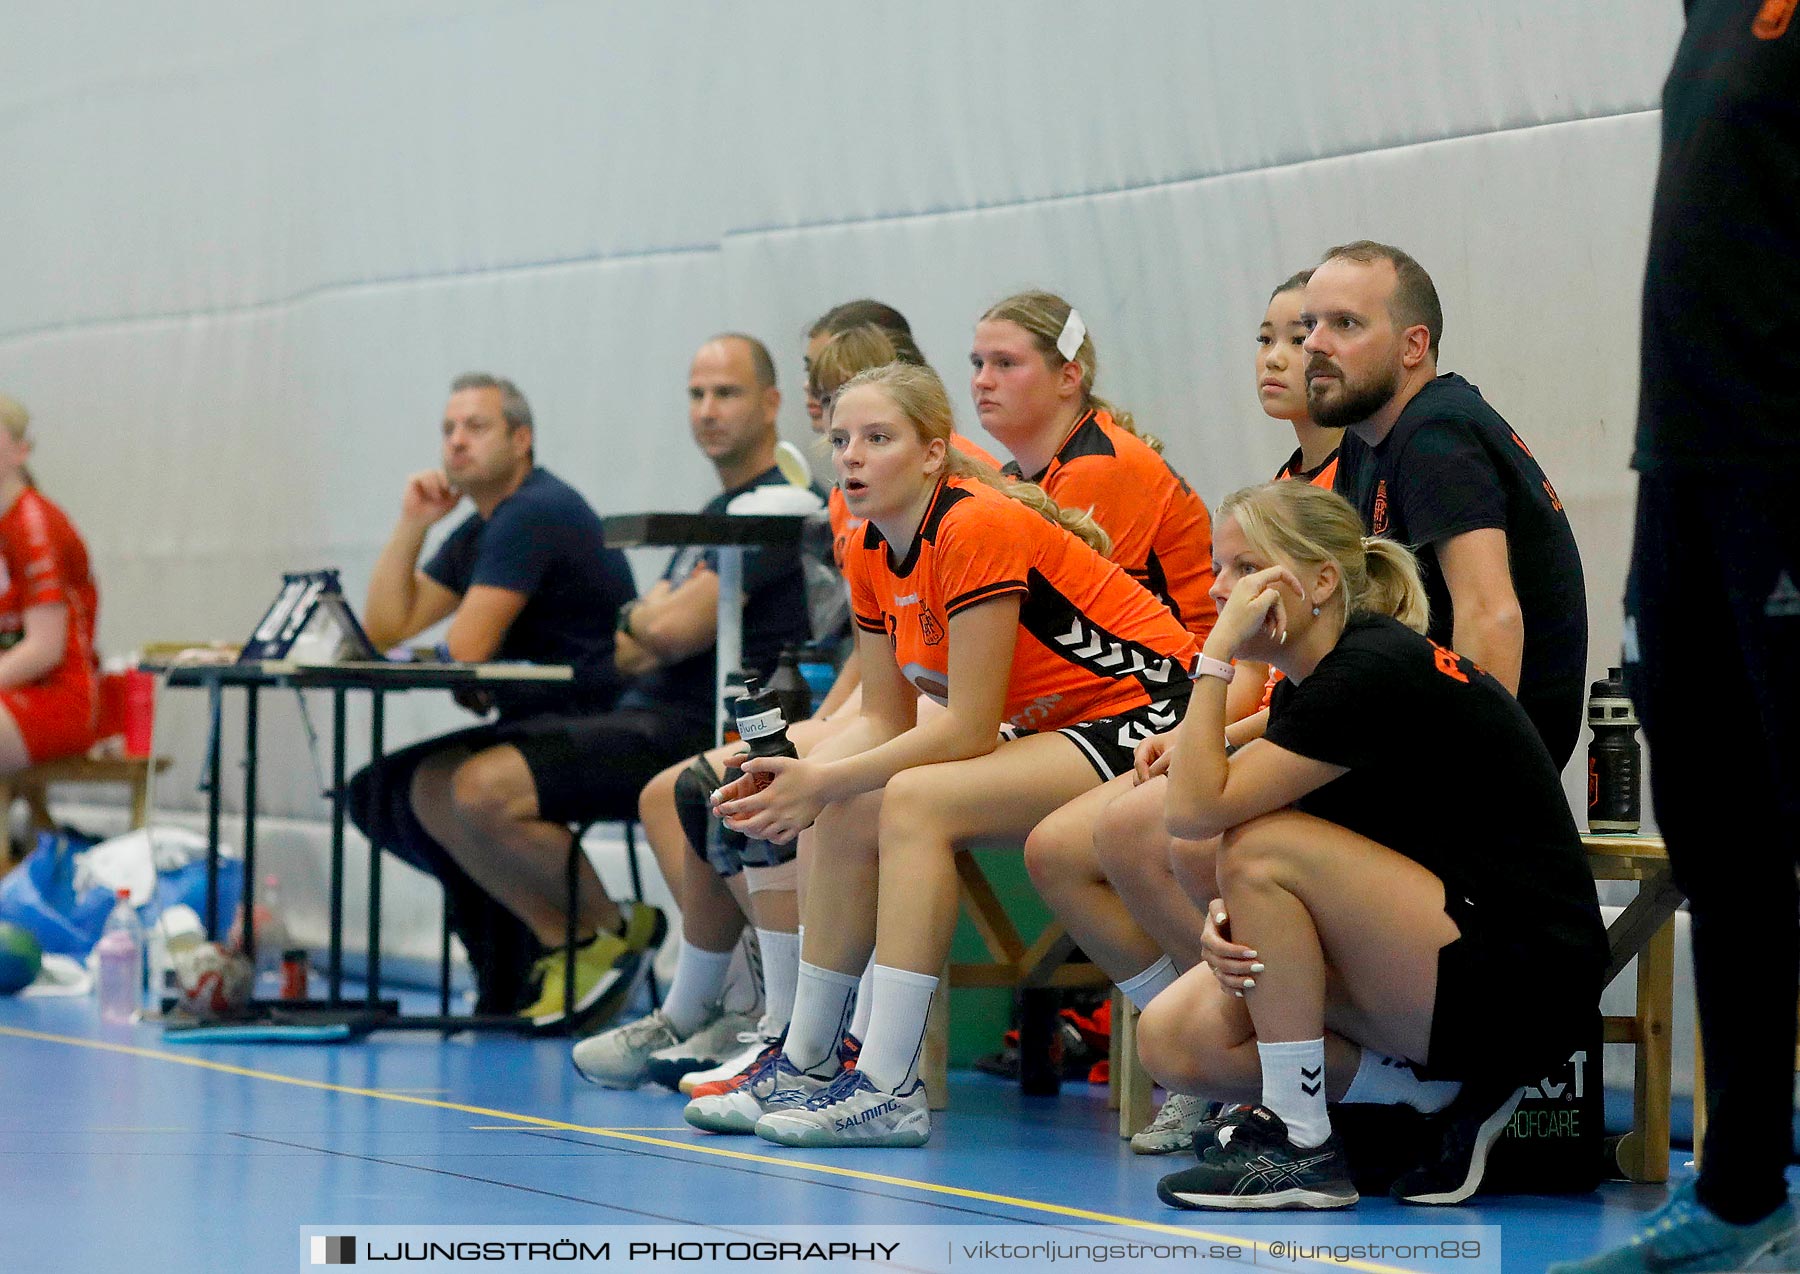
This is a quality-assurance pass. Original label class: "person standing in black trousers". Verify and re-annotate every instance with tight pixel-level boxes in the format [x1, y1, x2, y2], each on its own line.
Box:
[1553, 3, 1799, 1271]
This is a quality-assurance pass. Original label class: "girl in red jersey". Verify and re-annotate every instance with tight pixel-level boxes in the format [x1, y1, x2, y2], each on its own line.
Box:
[974, 290, 1216, 640]
[0, 394, 100, 774]
[1023, 272, 1347, 1153]
[691, 363, 1198, 1147]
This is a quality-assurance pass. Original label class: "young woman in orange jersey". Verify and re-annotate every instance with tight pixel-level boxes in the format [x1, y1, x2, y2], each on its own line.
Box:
[577, 318, 999, 1094]
[691, 363, 1198, 1148]
[0, 394, 100, 774]
[974, 290, 1216, 640]
[1022, 272, 1346, 1152]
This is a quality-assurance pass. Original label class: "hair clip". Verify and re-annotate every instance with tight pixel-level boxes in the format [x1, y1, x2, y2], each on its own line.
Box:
[1056, 309, 1087, 362]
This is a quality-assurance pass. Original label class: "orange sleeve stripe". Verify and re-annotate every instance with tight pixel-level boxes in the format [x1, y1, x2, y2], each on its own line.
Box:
[853, 613, 887, 634]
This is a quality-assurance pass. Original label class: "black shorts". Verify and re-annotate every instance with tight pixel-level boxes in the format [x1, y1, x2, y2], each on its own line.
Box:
[1010, 691, 1188, 782]
[506, 706, 713, 825]
[1424, 891, 1599, 1085]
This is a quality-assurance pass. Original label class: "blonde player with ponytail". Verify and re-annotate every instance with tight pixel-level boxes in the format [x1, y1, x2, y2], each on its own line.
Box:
[1141, 481, 1605, 1212]
[693, 363, 1199, 1148]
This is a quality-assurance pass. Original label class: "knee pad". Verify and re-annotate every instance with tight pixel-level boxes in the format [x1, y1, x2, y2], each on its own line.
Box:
[673, 757, 720, 865]
[737, 833, 798, 873]
[673, 754, 748, 878]
[743, 858, 798, 893]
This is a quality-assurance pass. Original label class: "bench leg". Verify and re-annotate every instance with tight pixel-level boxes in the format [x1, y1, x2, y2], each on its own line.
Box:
[129, 772, 151, 829]
[1615, 910, 1677, 1184]
[1114, 992, 1155, 1139]
[21, 781, 54, 834]
[923, 957, 951, 1111]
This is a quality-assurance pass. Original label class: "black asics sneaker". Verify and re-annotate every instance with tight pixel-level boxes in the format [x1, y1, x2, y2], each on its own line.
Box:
[1389, 1081, 1525, 1205]
[1156, 1106, 1358, 1211]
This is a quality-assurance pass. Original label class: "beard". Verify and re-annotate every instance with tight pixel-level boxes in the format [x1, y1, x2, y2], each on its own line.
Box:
[1307, 359, 1402, 429]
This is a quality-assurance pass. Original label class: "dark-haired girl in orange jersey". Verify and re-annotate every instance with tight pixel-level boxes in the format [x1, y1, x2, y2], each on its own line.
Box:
[974, 290, 1217, 642]
[695, 363, 1198, 1148]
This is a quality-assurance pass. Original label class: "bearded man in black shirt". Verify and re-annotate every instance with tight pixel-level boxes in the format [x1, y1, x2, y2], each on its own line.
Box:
[1304, 241, 1588, 768]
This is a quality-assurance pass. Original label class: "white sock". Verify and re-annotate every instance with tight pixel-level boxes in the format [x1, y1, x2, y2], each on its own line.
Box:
[783, 961, 859, 1074]
[755, 928, 801, 1036]
[1340, 1048, 1461, 1113]
[849, 956, 876, 1040]
[1257, 1038, 1331, 1148]
[856, 965, 939, 1092]
[1116, 955, 1178, 1011]
[660, 941, 733, 1037]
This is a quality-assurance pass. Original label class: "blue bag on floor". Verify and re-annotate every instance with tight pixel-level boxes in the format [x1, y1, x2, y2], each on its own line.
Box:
[0, 828, 113, 956]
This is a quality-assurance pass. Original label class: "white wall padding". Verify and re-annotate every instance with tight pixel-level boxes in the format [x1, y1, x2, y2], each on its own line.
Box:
[2, 3, 1682, 838]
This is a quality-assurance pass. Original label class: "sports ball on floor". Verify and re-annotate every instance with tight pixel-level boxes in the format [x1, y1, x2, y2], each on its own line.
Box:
[0, 920, 42, 994]
[171, 941, 254, 1020]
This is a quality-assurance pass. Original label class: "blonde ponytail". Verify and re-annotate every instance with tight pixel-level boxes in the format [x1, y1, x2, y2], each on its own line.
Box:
[1220, 482, 1429, 633]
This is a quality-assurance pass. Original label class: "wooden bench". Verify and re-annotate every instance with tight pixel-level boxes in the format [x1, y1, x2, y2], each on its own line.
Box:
[917, 833, 1681, 1171]
[1583, 832, 1681, 1184]
[0, 748, 173, 848]
[921, 843, 1151, 1133]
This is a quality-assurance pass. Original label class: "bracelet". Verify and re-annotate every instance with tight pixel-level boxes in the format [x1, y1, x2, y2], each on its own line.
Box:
[1191, 654, 1235, 684]
[616, 599, 641, 638]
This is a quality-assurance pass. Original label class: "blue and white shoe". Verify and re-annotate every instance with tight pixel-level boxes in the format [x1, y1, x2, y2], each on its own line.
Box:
[1547, 1182, 1798, 1273]
[682, 1046, 831, 1135]
[754, 1068, 931, 1148]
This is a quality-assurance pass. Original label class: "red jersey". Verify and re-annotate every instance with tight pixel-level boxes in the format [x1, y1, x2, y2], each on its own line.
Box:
[0, 487, 98, 692]
[1005, 409, 1216, 641]
[846, 476, 1198, 732]
[828, 432, 1001, 569]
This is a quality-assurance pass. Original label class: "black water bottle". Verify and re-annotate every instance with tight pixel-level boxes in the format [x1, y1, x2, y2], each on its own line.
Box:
[766, 647, 814, 730]
[1586, 667, 1641, 833]
[732, 676, 799, 789]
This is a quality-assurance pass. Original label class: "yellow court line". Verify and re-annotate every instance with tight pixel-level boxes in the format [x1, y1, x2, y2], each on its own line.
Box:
[0, 1024, 1422, 1274]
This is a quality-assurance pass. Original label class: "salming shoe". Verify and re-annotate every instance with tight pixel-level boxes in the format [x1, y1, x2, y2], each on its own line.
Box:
[682, 1048, 834, 1135]
[754, 1068, 931, 1149]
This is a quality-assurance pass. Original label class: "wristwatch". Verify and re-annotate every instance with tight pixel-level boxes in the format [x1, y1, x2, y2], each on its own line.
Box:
[616, 600, 642, 638]
[1191, 654, 1236, 684]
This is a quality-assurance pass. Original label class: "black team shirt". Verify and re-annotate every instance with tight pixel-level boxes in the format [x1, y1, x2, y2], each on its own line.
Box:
[1265, 614, 1606, 980]
[1637, 0, 1799, 469]
[1334, 373, 1588, 768]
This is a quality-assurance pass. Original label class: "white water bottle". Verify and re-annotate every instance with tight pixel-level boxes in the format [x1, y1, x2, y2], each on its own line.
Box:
[96, 888, 144, 1023]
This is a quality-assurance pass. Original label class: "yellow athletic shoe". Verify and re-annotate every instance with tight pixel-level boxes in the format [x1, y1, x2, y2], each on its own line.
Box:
[521, 902, 666, 1034]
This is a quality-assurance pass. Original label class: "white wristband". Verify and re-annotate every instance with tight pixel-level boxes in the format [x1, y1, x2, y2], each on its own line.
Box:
[1191, 654, 1235, 684]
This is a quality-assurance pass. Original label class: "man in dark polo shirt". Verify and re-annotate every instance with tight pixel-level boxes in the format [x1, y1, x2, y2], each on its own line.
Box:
[1304, 241, 1588, 768]
[354, 342, 814, 1033]
[349, 372, 642, 1023]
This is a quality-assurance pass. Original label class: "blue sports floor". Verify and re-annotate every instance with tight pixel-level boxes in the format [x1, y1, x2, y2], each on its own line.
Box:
[0, 991, 1758, 1274]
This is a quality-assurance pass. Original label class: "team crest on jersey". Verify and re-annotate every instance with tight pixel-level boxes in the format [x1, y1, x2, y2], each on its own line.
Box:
[1371, 479, 1390, 535]
[918, 608, 945, 646]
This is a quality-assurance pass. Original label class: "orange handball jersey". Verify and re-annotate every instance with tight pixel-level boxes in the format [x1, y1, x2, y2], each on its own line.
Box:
[1274, 445, 1340, 491]
[1005, 409, 1216, 641]
[829, 432, 1001, 570]
[0, 488, 98, 674]
[846, 476, 1199, 732]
